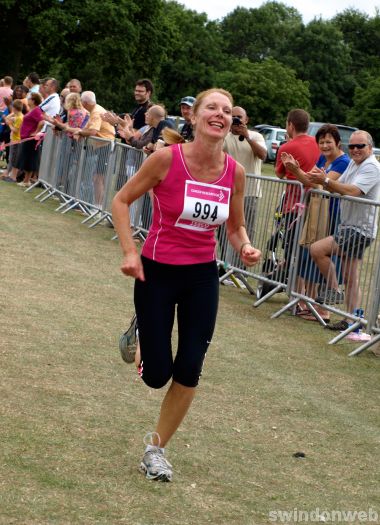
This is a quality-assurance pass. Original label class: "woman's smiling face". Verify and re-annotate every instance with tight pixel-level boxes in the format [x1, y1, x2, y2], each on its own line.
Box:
[192, 91, 232, 140]
[318, 133, 340, 158]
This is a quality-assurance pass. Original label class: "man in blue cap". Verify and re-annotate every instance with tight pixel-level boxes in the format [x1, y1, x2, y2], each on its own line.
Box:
[179, 96, 195, 141]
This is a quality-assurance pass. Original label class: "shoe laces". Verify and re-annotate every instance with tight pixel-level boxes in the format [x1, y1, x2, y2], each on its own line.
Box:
[143, 432, 172, 470]
[143, 431, 161, 448]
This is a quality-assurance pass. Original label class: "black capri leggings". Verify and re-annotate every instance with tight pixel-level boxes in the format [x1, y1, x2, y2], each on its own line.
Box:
[134, 256, 219, 389]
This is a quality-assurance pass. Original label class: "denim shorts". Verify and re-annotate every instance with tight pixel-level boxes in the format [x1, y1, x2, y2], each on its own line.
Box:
[334, 227, 373, 260]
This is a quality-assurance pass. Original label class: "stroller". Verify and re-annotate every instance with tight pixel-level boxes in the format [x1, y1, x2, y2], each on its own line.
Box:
[256, 192, 302, 300]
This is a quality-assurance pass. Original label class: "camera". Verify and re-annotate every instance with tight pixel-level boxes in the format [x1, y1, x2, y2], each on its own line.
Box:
[232, 115, 245, 141]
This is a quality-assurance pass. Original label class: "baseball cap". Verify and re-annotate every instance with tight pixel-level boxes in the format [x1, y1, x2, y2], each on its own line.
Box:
[180, 96, 195, 107]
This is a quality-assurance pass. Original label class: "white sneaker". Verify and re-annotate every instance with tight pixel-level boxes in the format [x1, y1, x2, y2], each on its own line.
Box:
[139, 432, 173, 482]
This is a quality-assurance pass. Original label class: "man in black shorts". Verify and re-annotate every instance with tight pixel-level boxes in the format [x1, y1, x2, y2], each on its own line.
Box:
[310, 130, 380, 330]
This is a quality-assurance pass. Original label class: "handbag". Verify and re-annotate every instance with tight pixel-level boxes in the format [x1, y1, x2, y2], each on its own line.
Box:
[299, 189, 329, 246]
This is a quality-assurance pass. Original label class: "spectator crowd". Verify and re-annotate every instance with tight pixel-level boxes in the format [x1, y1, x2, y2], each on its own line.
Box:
[1, 71, 380, 344]
[0, 74, 192, 187]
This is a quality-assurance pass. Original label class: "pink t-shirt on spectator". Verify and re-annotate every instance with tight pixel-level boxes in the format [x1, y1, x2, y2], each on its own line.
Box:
[68, 108, 89, 128]
[0, 86, 13, 111]
[20, 106, 44, 139]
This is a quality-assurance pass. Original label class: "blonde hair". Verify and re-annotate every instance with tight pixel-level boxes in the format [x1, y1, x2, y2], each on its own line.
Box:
[65, 92, 84, 110]
[192, 88, 233, 116]
[162, 128, 185, 145]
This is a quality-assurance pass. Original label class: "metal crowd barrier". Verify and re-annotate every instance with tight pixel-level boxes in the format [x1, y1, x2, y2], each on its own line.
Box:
[216, 174, 380, 356]
[217, 174, 305, 302]
[28, 132, 380, 356]
[271, 188, 380, 355]
[355, 257, 380, 356]
[31, 128, 146, 230]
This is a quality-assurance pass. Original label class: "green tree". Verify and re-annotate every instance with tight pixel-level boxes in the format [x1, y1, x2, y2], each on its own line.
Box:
[0, 0, 169, 111]
[348, 76, 380, 144]
[333, 9, 380, 77]
[332, 9, 370, 74]
[283, 19, 353, 123]
[0, 0, 56, 79]
[215, 58, 311, 126]
[220, 2, 303, 62]
[29, 0, 168, 110]
[157, 1, 225, 113]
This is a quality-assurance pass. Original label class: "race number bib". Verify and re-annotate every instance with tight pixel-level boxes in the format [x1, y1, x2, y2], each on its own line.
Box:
[175, 180, 231, 231]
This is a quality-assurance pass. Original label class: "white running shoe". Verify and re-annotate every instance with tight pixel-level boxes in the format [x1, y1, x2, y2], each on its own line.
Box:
[139, 432, 173, 482]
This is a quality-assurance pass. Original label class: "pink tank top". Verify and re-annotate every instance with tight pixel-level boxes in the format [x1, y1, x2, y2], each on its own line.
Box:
[142, 143, 237, 265]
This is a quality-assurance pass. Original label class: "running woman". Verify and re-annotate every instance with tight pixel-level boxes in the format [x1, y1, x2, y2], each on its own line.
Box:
[112, 88, 261, 482]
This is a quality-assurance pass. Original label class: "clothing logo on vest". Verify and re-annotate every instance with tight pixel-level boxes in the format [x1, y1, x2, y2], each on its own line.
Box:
[175, 180, 231, 232]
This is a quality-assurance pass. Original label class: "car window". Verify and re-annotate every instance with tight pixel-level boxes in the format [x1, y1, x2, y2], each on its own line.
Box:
[261, 129, 273, 139]
[338, 128, 354, 143]
[307, 124, 321, 136]
[276, 131, 286, 141]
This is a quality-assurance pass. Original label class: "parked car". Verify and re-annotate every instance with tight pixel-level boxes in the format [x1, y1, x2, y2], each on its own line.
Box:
[167, 115, 185, 132]
[308, 121, 380, 159]
[253, 124, 276, 132]
[308, 122, 358, 155]
[256, 126, 287, 162]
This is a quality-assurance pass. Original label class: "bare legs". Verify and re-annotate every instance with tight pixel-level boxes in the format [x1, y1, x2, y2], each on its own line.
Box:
[9, 166, 18, 181]
[153, 381, 196, 447]
[134, 342, 196, 448]
[311, 236, 361, 315]
[93, 173, 104, 206]
[342, 258, 361, 314]
[18, 170, 33, 186]
[310, 236, 339, 290]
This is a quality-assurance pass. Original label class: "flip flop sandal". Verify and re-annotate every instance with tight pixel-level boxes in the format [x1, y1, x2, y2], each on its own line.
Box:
[295, 306, 312, 316]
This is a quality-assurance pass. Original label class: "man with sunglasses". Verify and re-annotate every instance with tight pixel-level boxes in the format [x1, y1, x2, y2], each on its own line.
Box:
[309, 130, 380, 329]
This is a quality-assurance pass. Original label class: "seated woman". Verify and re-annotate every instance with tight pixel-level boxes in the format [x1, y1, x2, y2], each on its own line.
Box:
[281, 124, 350, 322]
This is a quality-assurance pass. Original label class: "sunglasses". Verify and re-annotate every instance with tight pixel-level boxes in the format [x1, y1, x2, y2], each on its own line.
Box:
[348, 143, 368, 150]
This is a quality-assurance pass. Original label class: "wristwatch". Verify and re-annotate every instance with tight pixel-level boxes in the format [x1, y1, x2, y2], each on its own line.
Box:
[323, 177, 330, 189]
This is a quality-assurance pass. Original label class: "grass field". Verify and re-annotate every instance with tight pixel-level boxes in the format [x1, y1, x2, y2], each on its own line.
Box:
[1, 182, 379, 525]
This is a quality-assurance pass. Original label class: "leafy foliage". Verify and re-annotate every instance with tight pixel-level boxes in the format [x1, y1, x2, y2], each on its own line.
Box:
[216, 58, 310, 126]
[220, 3, 303, 62]
[0, 0, 378, 137]
[348, 76, 380, 144]
[157, 1, 224, 113]
[282, 19, 353, 123]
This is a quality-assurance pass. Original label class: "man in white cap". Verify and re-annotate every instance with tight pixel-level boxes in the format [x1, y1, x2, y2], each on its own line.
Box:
[179, 96, 195, 141]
